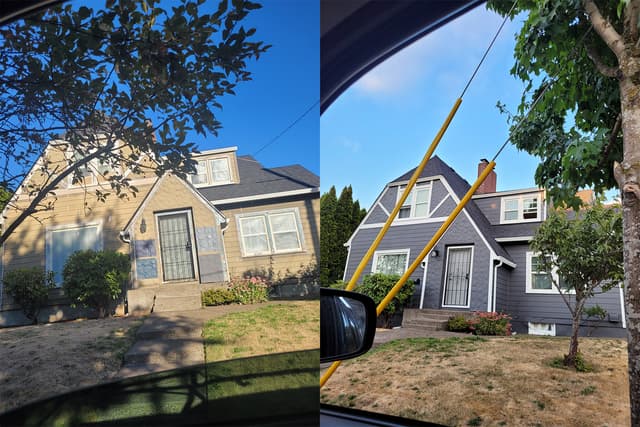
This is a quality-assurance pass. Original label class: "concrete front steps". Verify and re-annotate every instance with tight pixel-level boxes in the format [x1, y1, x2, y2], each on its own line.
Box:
[152, 283, 202, 313]
[119, 308, 205, 377]
[402, 308, 472, 331]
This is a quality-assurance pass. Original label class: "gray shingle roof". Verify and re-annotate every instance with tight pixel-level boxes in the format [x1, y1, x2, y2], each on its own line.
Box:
[197, 155, 319, 203]
[391, 155, 514, 263]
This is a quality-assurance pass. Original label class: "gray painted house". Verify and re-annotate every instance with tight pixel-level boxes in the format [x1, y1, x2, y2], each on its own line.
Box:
[344, 156, 625, 337]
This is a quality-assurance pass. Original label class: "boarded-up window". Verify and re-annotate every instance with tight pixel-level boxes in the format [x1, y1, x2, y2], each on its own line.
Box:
[47, 225, 101, 285]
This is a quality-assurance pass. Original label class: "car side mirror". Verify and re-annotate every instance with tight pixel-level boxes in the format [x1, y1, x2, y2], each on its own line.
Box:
[320, 287, 377, 363]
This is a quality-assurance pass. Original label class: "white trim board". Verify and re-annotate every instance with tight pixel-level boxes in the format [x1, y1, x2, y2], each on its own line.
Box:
[210, 187, 318, 205]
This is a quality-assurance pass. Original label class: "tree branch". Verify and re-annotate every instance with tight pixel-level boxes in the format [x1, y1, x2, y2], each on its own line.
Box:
[583, 0, 626, 59]
[584, 43, 620, 77]
[626, 0, 640, 43]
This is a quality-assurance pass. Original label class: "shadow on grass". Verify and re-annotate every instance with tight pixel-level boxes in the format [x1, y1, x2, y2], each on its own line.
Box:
[0, 350, 320, 426]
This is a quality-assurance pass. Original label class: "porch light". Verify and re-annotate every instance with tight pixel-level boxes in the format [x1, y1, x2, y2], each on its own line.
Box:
[140, 218, 147, 234]
[431, 249, 439, 258]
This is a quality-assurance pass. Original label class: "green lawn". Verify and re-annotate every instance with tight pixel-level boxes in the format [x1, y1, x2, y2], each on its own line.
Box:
[202, 300, 319, 363]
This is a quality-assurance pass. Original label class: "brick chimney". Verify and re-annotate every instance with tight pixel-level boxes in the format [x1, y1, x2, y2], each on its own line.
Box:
[476, 159, 497, 194]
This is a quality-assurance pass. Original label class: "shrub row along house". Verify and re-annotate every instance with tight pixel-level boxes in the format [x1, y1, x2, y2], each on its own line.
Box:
[0, 140, 319, 326]
[344, 156, 625, 337]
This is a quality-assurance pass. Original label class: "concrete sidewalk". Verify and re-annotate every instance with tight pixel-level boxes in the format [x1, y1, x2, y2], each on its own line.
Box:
[118, 302, 280, 377]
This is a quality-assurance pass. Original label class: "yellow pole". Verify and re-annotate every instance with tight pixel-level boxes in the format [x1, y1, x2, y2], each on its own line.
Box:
[344, 98, 462, 292]
[321, 161, 496, 387]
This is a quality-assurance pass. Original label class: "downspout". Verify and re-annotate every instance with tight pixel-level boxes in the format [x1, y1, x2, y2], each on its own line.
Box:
[219, 218, 230, 281]
[492, 259, 504, 313]
[119, 230, 133, 314]
[487, 256, 495, 312]
[419, 256, 429, 309]
[342, 242, 351, 281]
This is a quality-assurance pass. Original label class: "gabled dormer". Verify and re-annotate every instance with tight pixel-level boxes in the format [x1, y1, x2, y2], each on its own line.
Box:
[187, 146, 240, 187]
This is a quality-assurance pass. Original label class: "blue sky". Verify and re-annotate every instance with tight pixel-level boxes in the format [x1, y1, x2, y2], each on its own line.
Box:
[69, 0, 318, 175]
[320, 5, 537, 208]
[193, 0, 319, 175]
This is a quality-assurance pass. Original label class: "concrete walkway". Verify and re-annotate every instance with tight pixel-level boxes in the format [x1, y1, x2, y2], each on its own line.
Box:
[118, 302, 280, 378]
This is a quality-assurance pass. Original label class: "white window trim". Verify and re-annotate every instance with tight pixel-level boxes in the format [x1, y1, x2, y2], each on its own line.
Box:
[267, 211, 303, 253]
[500, 194, 542, 224]
[396, 182, 432, 220]
[45, 222, 104, 286]
[528, 322, 556, 336]
[525, 251, 574, 294]
[209, 157, 232, 185]
[371, 249, 410, 275]
[66, 141, 121, 188]
[441, 245, 474, 309]
[236, 208, 305, 257]
[154, 209, 199, 283]
[189, 156, 233, 187]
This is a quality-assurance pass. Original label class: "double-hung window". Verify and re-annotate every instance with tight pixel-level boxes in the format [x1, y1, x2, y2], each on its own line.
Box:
[188, 157, 232, 186]
[68, 146, 118, 187]
[397, 183, 431, 219]
[237, 210, 303, 256]
[501, 195, 541, 223]
[526, 252, 569, 294]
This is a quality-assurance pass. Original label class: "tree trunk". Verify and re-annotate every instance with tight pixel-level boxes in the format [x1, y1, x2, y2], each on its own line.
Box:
[619, 73, 640, 426]
[565, 312, 582, 367]
[622, 185, 640, 426]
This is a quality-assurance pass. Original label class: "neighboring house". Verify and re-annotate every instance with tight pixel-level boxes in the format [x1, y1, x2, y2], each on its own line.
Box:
[0, 143, 319, 326]
[344, 156, 625, 337]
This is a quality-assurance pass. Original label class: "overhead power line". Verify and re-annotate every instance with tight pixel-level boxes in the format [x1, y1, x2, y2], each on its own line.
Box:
[253, 100, 319, 157]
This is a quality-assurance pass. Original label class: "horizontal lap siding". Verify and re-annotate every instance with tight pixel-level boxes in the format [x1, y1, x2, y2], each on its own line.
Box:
[131, 175, 223, 287]
[364, 204, 389, 224]
[495, 267, 510, 313]
[220, 197, 319, 280]
[2, 183, 154, 310]
[346, 212, 491, 311]
[503, 244, 624, 332]
[473, 196, 501, 224]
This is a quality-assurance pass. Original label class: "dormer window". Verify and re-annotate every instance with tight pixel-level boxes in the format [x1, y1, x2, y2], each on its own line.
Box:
[397, 183, 431, 219]
[500, 195, 541, 223]
[210, 158, 231, 183]
[68, 146, 118, 187]
[189, 157, 232, 187]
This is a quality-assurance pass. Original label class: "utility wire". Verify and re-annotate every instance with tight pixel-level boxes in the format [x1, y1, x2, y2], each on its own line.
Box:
[460, 0, 518, 98]
[253, 100, 319, 157]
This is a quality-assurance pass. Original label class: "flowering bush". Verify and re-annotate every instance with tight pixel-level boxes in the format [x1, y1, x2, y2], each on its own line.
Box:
[467, 311, 512, 336]
[229, 276, 269, 304]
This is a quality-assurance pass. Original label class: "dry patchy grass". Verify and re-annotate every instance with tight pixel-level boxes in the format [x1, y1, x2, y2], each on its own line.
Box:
[0, 316, 143, 413]
[320, 336, 629, 426]
[203, 300, 319, 362]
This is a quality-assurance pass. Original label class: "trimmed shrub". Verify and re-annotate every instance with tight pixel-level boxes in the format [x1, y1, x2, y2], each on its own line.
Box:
[357, 273, 414, 328]
[467, 311, 512, 336]
[62, 250, 129, 317]
[202, 288, 237, 306]
[447, 315, 470, 332]
[328, 280, 346, 290]
[3, 267, 55, 324]
[229, 276, 269, 304]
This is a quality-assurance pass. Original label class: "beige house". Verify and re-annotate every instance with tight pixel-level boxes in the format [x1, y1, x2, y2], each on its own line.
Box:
[0, 143, 319, 326]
